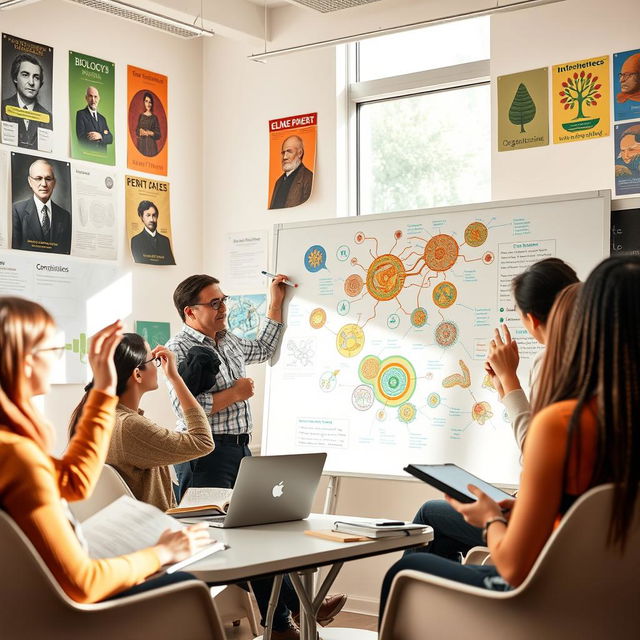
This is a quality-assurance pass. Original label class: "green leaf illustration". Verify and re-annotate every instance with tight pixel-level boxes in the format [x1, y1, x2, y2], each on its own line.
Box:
[508, 83, 536, 133]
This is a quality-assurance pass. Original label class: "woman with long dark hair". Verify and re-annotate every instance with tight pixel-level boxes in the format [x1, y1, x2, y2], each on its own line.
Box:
[69, 333, 213, 511]
[380, 255, 640, 616]
[0, 297, 210, 603]
[135, 91, 161, 157]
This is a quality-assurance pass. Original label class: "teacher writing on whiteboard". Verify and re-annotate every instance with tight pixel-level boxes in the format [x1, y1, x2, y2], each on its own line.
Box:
[165, 272, 289, 496]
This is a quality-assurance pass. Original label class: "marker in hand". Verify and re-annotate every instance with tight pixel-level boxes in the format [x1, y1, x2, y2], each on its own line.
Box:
[261, 270, 298, 288]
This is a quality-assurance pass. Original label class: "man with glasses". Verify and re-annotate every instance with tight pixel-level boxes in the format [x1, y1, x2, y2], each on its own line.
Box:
[617, 52, 640, 105]
[12, 158, 71, 254]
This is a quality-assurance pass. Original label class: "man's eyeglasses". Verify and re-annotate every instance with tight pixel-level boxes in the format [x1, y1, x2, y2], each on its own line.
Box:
[28, 175, 55, 183]
[190, 296, 229, 311]
[33, 345, 66, 360]
[139, 356, 162, 368]
[619, 72, 639, 80]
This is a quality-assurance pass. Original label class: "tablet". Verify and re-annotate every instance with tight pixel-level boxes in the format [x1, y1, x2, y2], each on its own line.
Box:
[404, 463, 513, 503]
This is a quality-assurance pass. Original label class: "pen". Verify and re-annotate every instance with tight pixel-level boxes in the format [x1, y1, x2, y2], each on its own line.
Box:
[261, 270, 298, 288]
[375, 521, 405, 526]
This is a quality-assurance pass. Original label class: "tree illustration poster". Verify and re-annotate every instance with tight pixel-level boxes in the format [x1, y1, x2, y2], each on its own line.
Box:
[497, 68, 548, 151]
[552, 55, 610, 144]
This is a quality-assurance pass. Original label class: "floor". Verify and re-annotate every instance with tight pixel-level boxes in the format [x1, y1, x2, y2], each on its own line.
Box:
[224, 611, 378, 638]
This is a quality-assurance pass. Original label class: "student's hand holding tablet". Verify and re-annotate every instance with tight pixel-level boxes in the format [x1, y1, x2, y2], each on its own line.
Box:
[444, 484, 505, 528]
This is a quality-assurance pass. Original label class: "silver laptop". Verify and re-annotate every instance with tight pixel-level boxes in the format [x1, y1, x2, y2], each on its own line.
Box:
[208, 453, 326, 528]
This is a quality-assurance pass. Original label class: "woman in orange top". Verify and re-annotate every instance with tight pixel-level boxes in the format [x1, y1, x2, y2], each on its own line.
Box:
[0, 297, 211, 603]
[380, 255, 640, 613]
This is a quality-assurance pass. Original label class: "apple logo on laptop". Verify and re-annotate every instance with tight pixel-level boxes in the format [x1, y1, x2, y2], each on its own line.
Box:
[272, 481, 284, 498]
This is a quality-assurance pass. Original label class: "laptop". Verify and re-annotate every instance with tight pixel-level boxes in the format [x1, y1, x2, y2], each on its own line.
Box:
[207, 452, 326, 528]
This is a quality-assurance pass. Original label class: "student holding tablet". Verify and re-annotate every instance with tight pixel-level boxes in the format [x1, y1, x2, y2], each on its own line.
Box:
[380, 256, 640, 616]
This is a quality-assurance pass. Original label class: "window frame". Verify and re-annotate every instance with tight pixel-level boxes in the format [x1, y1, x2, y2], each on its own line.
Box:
[347, 42, 490, 217]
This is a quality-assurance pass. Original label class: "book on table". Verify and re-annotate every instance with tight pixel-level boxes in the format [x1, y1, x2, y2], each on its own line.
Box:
[332, 519, 428, 539]
[81, 495, 227, 573]
[165, 487, 234, 518]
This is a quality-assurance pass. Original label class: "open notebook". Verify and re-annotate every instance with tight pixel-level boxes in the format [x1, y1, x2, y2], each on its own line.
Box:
[166, 487, 234, 519]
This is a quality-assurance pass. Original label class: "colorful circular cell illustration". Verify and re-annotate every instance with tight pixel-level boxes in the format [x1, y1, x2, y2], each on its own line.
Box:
[387, 314, 400, 329]
[434, 321, 458, 348]
[410, 307, 428, 328]
[398, 402, 417, 423]
[309, 308, 326, 329]
[376, 409, 386, 422]
[352, 384, 375, 411]
[337, 300, 350, 316]
[359, 355, 381, 382]
[394, 230, 403, 240]
[373, 356, 417, 407]
[472, 401, 493, 425]
[354, 231, 365, 244]
[304, 245, 327, 272]
[344, 273, 364, 297]
[424, 234, 459, 272]
[366, 253, 406, 301]
[483, 251, 495, 265]
[319, 370, 338, 392]
[427, 392, 441, 408]
[336, 323, 365, 358]
[464, 221, 488, 247]
[336, 245, 350, 261]
[432, 281, 458, 309]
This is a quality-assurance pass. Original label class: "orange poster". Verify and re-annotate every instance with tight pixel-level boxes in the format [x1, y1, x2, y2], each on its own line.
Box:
[268, 112, 317, 209]
[127, 65, 168, 176]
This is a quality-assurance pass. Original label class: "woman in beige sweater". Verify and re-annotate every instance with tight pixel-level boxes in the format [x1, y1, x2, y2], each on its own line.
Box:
[71, 333, 213, 511]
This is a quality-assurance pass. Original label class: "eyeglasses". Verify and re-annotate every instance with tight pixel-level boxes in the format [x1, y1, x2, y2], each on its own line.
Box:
[28, 175, 55, 183]
[33, 345, 66, 360]
[190, 296, 229, 310]
[139, 356, 161, 368]
[619, 72, 639, 80]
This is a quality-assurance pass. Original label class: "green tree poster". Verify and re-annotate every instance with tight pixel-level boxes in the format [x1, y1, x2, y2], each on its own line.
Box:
[508, 83, 536, 133]
[69, 51, 115, 165]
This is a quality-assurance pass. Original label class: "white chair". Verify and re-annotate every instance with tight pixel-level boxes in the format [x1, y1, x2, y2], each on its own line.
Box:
[70, 463, 259, 636]
[462, 546, 492, 566]
[379, 484, 640, 640]
[0, 508, 226, 639]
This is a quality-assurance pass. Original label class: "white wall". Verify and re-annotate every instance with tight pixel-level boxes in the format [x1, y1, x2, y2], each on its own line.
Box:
[0, 0, 204, 454]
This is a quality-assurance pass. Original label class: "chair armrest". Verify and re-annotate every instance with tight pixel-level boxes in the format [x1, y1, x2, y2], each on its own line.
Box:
[462, 546, 492, 566]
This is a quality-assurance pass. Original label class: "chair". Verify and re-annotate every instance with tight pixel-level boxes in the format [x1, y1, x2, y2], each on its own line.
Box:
[70, 463, 259, 636]
[0, 509, 226, 639]
[379, 484, 640, 640]
[462, 546, 492, 566]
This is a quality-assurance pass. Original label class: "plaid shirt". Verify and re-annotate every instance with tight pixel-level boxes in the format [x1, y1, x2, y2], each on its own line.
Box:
[165, 319, 283, 434]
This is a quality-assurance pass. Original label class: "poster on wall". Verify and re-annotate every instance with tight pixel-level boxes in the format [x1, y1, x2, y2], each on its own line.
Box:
[0, 150, 9, 248]
[223, 230, 268, 292]
[11, 152, 72, 255]
[268, 112, 317, 209]
[614, 120, 640, 196]
[135, 320, 171, 348]
[497, 68, 549, 152]
[0, 249, 124, 384]
[552, 55, 610, 144]
[127, 65, 168, 176]
[226, 294, 267, 340]
[1, 33, 53, 152]
[613, 48, 640, 122]
[125, 175, 175, 265]
[69, 51, 115, 165]
[71, 165, 117, 260]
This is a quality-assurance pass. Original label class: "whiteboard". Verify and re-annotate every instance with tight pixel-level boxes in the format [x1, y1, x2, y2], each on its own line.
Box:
[262, 191, 610, 483]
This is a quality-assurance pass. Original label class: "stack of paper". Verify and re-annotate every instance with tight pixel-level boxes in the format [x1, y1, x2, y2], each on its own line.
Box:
[332, 520, 428, 539]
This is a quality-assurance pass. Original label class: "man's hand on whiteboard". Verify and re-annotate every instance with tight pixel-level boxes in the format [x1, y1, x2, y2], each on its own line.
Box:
[232, 377, 255, 402]
[487, 325, 521, 395]
[267, 273, 290, 323]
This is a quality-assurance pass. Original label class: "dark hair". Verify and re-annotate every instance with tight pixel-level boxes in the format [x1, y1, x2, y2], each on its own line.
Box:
[137, 200, 157, 218]
[512, 258, 579, 325]
[531, 282, 582, 416]
[547, 255, 640, 549]
[11, 53, 43, 86]
[173, 274, 219, 322]
[68, 333, 148, 437]
[143, 91, 154, 111]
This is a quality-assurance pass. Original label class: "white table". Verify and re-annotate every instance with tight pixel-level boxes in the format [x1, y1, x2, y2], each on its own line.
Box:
[189, 514, 433, 640]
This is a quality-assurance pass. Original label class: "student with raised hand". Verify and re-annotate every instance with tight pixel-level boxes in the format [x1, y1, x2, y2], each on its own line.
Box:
[408, 258, 579, 563]
[69, 333, 214, 511]
[380, 255, 640, 617]
[0, 297, 211, 603]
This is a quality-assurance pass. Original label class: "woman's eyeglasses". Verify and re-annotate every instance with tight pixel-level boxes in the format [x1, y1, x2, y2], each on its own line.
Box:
[33, 346, 66, 360]
[139, 356, 162, 368]
[189, 296, 229, 310]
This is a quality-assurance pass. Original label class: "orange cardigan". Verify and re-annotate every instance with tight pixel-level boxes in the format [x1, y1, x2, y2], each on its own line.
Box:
[0, 389, 161, 603]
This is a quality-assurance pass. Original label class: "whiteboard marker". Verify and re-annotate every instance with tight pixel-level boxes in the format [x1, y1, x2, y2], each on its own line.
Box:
[261, 271, 298, 287]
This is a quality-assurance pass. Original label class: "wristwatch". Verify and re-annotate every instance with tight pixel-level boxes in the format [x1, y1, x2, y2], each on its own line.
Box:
[482, 516, 508, 544]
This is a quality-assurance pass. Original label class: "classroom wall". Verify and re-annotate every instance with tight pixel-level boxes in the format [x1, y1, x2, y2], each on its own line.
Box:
[201, 0, 637, 612]
[0, 0, 205, 455]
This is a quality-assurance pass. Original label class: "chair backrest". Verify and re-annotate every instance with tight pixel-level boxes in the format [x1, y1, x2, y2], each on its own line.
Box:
[70, 464, 134, 522]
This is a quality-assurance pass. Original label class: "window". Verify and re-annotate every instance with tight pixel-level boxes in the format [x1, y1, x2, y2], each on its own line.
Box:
[351, 17, 491, 216]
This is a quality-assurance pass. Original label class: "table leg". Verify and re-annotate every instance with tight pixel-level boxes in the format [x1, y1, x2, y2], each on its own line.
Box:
[263, 574, 283, 640]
